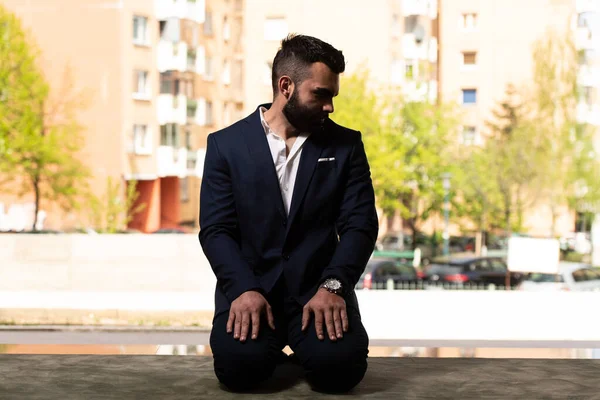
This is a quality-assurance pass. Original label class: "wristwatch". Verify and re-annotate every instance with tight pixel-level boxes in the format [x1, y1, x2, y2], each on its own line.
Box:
[321, 278, 343, 296]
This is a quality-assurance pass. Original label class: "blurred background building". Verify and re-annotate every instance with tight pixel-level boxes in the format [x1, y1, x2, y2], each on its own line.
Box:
[1, 0, 599, 239]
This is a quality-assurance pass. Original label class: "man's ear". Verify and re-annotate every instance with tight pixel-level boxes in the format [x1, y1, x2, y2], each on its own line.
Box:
[278, 76, 294, 99]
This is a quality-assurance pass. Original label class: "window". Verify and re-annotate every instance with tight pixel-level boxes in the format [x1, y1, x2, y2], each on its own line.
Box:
[160, 72, 173, 94]
[205, 101, 213, 125]
[160, 123, 179, 147]
[461, 126, 476, 145]
[204, 12, 213, 35]
[462, 51, 477, 68]
[132, 124, 152, 154]
[462, 89, 477, 105]
[489, 259, 506, 272]
[187, 100, 197, 119]
[133, 70, 150, 99]
[180, 177, 189, 203]
[223, 17, 231, 41]
[405, 59, 415, 79]
[222, 60, 231, 85]
[264, 18, 288, 41]
[185, 130, 192, 150]
[391, 14, 401, 37]
[133, 16, 149, 45]
[204, 56, 214, 80]
[462, 13, 478, 30]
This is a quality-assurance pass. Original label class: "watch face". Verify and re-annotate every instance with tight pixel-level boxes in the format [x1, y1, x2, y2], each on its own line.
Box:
[327, 279, 342, 290]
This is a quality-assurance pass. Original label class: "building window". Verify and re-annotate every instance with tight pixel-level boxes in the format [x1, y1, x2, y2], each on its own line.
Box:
[264, 18, 288, 41]
[206, 101, 213, 125]
[462, 13, 478, 30]
[133, 15, 149, 45]
[223, 17, 231, 41]
[132, 124, 152, 154]
[160, 123, 180, 147]
[461, 126, 476, 145]
[180, 177, 189, 203]
[204, 11, 213, 35]
[204, 56, 214, 80]
[405, 59, 415, 79]
[462, 89, 477, 105]
[185, 130, 192, 150]
[222, 60, 231, 85]
[462, 51, 477, 68]
[133, 70, 150, 99]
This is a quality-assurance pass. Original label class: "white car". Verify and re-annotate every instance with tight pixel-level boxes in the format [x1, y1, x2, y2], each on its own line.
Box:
[518, 262, 600, 292]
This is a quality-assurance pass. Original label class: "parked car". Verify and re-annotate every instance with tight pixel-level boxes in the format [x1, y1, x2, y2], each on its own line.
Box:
[422, 254, 523, 287]
[151, 227, 189, 234]
[356, 257, 423, 290]
[518, 262, 600, 292]
[376, 232, 439, 266]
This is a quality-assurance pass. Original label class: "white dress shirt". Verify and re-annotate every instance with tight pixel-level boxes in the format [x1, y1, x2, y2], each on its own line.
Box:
[259, 107, 310, 215]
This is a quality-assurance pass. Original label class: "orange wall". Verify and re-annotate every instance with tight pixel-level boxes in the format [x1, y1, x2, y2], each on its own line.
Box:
[160, 177, 181, 228]
[129, 180, 160, 233]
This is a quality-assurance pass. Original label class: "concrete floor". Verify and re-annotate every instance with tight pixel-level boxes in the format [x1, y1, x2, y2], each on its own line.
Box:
[1, 355, 599, 399]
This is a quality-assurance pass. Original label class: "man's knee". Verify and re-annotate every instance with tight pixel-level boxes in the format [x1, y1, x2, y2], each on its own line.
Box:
[303, 344, 369, 393]
[210, 324, 278, 391]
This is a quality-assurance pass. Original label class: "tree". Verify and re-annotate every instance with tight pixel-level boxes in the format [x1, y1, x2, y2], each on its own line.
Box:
[333, 70, 460, 244]
[89, 177, 146, 233]
[0, 6, 90, 230]
[530, 29, 600, 235]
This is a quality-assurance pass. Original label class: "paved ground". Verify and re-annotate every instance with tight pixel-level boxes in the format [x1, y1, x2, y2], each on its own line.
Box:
[0, 355, 599, 399]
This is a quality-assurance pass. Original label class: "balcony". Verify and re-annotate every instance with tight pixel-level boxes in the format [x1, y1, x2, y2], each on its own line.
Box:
[577, 102, 600, 126]
[402, 0, 438, 18]
[579, 65, 600, 88]
[157, 94, 187, 125]
[577, 0, 600, 13]
[403, 80, 437, 103]
[188, 148, 206, 178]
[155, 0, 205, 23]
[403, 34, 437, 62]
[157, 145, 188, 178]
[157, 40, 187, 73]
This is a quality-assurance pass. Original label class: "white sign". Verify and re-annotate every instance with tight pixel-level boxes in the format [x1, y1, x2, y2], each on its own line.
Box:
[507, 237, 560, 274]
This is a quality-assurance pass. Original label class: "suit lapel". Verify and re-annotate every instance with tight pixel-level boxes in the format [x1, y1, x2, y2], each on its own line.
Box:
[243, 105, 286, 219]
[287, 129, 327, 225]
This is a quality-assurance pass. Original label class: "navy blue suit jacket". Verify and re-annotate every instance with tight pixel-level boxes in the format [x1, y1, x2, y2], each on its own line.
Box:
[199, 104, 379, 316]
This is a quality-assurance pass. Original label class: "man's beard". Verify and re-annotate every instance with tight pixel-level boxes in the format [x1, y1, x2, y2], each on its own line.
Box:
[282, 91, 327, 133]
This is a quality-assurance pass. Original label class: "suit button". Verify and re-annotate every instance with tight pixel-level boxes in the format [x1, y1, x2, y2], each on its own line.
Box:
[282, 219, 287, 227]
[282, 253, 290, 261]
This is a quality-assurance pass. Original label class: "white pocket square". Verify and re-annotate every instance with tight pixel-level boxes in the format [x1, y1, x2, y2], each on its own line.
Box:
[317, 157, 335, 162]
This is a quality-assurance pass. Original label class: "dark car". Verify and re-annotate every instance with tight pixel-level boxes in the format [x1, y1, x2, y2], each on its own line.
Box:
[423, 255, 523, 287]
[356, 257, 423, 290]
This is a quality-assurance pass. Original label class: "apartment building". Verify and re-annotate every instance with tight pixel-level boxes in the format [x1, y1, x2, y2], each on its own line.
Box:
[1, 0, 243, 232]
[241, 0, 438, 113]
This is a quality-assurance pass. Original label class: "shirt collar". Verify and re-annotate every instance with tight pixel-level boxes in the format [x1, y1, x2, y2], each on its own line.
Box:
[259, 106, 311, 139]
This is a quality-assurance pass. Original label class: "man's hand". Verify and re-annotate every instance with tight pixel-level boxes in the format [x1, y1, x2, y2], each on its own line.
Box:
[302, 288, 349, 341]
[227, 290, 275, 342]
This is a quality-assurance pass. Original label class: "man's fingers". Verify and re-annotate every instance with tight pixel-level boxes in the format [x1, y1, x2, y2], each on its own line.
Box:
[266, 305, 276, 330]
[314, 310, 325, 340]
[341, 307, 349, 333]
[333, 308, 344, 339]
[240, 311, 250, 342]
[226, 311, 235, 334]
[233, 311, 242, 340]
[301, 306, 310, 331]
[324, 309, 336, 341]
[251, 311, 260, 340]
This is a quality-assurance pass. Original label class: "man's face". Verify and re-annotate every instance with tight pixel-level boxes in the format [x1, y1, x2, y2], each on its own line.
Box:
[282, 62, 340, 132]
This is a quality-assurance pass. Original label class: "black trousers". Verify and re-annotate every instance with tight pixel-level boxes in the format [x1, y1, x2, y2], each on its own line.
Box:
[209, 277, 369, 393]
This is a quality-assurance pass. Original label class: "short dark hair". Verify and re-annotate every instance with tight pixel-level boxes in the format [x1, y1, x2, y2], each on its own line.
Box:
[271, 34, 345, 96]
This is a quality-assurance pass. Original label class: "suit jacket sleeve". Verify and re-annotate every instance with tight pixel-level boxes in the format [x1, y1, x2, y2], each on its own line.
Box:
[199, 133, 262, 303]
[320, 131, 379, 290]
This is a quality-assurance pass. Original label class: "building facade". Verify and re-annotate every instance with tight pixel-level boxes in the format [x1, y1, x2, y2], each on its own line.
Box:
[1, 0, 244, 232]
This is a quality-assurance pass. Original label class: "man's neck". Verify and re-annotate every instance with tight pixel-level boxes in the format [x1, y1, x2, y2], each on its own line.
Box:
[263, 104, 299, 140]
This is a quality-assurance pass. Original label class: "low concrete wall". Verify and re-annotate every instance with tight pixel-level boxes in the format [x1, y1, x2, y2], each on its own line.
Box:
[0, 234, 216, 292]
[2, 235, 600, 342]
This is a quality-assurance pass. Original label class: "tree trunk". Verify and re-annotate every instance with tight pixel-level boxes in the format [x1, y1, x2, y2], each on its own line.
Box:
[32, 173, 40, 231]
